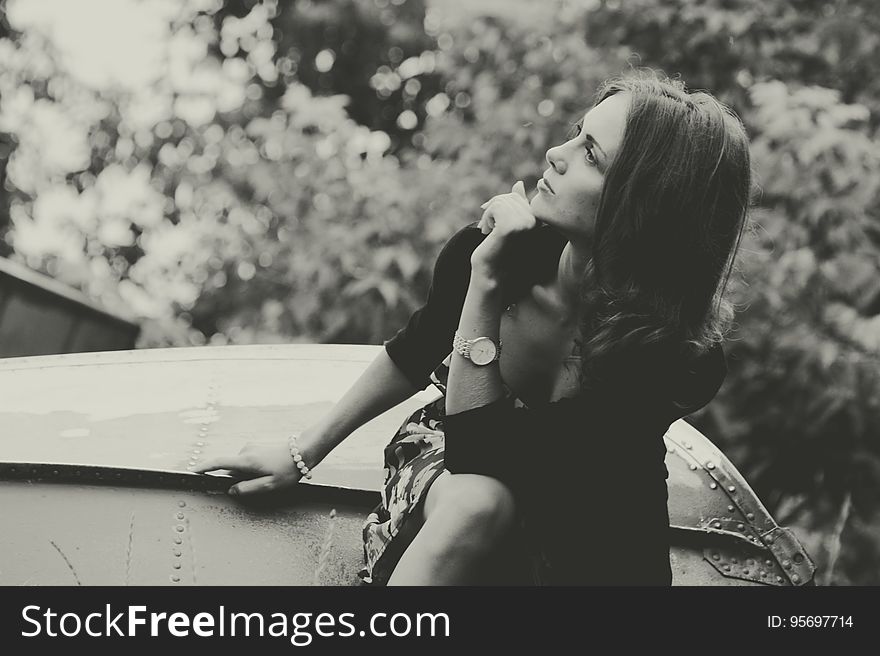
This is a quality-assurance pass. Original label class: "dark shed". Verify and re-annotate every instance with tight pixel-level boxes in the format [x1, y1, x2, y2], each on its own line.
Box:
[0, 257, 139, 357]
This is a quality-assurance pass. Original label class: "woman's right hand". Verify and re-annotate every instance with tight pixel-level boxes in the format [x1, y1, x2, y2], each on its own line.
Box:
[472, 181, 538, 282]
[192, 435, 318, 496]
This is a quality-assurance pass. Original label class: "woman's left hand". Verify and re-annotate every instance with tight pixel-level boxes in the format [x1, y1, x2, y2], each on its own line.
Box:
[472, 180, 538, 282]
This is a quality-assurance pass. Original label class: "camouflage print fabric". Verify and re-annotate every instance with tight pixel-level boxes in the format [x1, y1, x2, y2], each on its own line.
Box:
[359, 394, 449, 585]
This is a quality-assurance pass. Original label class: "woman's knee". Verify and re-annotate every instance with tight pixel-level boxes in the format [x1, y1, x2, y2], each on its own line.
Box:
[425, 473, 516, 539]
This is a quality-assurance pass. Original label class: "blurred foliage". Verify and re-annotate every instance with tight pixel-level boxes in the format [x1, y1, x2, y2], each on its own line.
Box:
[584, 0, 880, 112]
[0, 0, 877, 583]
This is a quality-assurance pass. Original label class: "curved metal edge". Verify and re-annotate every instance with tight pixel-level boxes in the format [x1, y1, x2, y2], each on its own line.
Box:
[0, 461, 382, 509]
[665, 423, 816, 586]
[0, 343, 385, 372]
[670, 526, 790, 586]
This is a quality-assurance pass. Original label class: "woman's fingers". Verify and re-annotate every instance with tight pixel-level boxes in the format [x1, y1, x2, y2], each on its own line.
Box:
[228, 475, 282, 496]
[192, 440, 305, 497]
[191, 455, 261, 475]
[479, 207, 496, 234]
[481, 197, 533, 234]
[495, 196, 536, 233]
[190, 456, 237, 473]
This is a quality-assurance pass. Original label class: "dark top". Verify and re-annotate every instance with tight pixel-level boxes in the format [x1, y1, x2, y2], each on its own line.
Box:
[385, 222, 727, 585]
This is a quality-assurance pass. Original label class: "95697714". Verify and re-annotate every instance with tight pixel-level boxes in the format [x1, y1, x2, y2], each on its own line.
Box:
[768, 616, 854, 628]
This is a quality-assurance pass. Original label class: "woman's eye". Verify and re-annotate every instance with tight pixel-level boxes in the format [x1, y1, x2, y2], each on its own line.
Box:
[584, 145, 596, 165]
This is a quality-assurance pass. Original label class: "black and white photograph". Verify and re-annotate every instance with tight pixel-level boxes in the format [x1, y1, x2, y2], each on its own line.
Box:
[0, 0, 877, 645]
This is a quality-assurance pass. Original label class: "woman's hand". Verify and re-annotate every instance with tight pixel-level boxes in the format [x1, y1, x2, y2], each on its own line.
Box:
[192, 434, 316, 496]
[472, 181, 538, 282]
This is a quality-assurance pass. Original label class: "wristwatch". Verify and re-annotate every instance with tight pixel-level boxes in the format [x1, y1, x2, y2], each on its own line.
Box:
[453, 331, 502, 366]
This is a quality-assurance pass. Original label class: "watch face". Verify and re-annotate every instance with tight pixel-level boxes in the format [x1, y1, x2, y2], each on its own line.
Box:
[469, 338, 497, 366]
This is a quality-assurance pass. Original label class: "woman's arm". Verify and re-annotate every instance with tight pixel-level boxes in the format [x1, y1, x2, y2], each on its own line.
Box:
[446, 182, 533, 416]
[444, 181, 577, 487]
[444, 273, 506, 414]
[195, 224, 491, 494]
[194, 345, 419, 494]
[300, 348, 420, 465]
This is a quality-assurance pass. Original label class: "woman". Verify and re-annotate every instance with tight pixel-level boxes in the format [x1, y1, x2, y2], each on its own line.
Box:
[196, 71, 751, 585]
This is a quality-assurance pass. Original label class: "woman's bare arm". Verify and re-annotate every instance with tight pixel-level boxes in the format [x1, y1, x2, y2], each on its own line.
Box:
[193, 347, 420, 494]
[300, 348, 421, 464]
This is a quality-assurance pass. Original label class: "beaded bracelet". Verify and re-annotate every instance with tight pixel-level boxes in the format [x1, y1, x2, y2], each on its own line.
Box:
[288, 434, 313, 480]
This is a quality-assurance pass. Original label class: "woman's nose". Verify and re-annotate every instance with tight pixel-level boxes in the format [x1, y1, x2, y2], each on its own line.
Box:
[545, 145, 566, 174]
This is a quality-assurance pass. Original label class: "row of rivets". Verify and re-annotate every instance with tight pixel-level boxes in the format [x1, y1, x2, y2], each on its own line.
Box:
[186, 377, 219, 471]
[665, 435, 775, 562]
[706, 545, 788, 586]
[759, 528, 814, 585]
[696, 456, 764, 542]
[171, 501, 186, 584]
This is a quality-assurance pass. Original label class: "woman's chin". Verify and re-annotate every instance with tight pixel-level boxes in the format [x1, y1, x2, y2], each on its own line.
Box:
[530, 197, 552, 225]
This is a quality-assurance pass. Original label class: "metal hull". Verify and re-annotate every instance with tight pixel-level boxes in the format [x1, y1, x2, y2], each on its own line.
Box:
[0, 345, 814, 585]
[0, 466, 371, 586]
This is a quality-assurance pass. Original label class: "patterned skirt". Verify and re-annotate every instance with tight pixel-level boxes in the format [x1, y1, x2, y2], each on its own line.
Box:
[360, 394, 450, 585]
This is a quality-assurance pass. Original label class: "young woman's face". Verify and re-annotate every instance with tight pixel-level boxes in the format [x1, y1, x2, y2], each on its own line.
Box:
[530, 92, 630, 240]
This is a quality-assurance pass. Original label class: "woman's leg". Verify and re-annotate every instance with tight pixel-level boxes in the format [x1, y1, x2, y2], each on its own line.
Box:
[387, 471, 516, 585]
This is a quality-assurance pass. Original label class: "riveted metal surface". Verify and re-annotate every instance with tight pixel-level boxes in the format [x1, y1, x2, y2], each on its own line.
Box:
[0, 475, 378, 585]
[664, 422, 815, 585]
[757, 526, 815, 585]
[0, 344, 439, 490]
[0, 345, 815, 585]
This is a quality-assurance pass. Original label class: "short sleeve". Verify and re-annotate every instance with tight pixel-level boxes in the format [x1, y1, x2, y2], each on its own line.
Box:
[384, 224, 485, 389]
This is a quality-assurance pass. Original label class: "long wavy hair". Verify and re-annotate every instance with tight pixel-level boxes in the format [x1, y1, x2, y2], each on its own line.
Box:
[576, 72, 751, 400]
